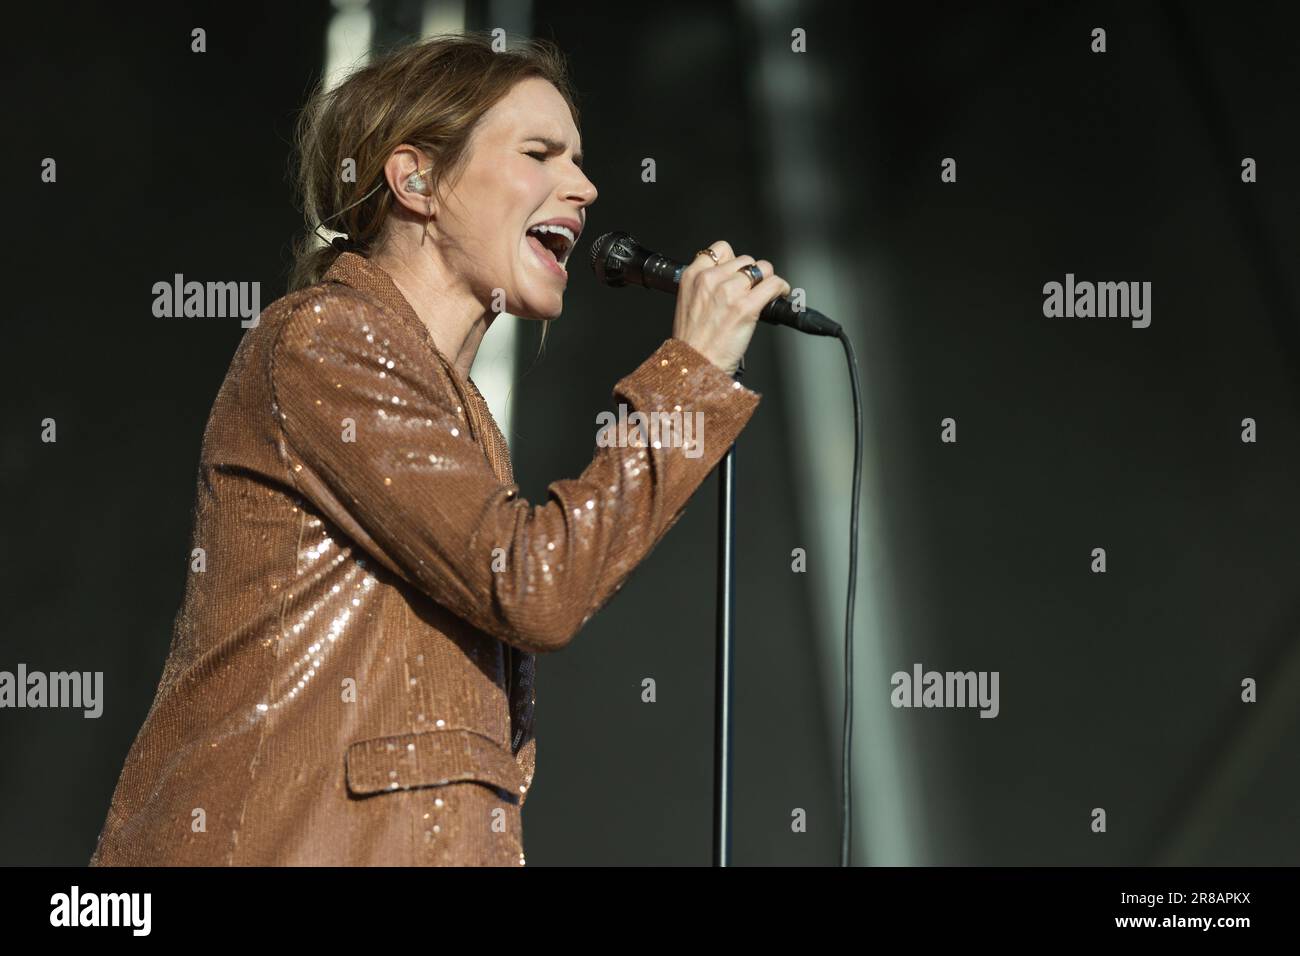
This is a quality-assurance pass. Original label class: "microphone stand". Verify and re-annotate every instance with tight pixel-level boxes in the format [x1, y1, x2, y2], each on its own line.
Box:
[713, 353, 743, 867]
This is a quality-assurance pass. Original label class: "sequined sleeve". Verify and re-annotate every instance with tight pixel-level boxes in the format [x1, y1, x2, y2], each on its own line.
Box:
[270, 288, 761, 653]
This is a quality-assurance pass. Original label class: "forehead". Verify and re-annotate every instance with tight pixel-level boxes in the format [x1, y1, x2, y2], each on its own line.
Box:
[477, 77, 580, 144]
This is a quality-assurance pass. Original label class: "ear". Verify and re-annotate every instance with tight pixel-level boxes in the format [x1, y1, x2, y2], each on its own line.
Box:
[384, 145, 435, 218]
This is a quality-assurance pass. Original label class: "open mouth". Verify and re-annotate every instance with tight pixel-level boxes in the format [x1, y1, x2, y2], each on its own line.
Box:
[524, 223, 577, 273]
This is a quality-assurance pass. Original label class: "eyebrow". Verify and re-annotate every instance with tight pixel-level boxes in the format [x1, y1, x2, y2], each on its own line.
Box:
[525, 135, 584, 168]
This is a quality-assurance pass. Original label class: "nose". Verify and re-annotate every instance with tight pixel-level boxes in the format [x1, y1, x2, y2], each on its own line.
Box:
[565, 168, 598, 209]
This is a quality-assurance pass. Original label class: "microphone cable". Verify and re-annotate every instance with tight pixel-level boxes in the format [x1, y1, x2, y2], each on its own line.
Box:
[588, 231, 863, 865]
[836, 326, 862, 867]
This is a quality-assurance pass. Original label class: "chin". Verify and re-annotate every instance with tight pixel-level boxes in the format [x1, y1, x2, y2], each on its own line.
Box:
[517, 294, 564, 321]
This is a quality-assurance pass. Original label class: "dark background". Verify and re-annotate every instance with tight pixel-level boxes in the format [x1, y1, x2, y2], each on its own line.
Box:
[2, 0, 1298, 865]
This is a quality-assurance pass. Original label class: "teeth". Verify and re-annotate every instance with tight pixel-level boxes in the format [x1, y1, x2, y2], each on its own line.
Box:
[527, 223, 576, 262]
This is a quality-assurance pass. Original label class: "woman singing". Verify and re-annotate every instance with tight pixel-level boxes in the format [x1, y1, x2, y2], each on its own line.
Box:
[90, 33, 788, 866]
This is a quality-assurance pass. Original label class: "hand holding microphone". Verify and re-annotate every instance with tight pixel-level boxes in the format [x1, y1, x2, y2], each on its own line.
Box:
[672, 241, 790, 375]
[589, 232, 842, 375]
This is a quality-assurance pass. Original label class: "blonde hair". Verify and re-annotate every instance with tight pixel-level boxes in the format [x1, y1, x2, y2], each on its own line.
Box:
[288, 31, 582, 356]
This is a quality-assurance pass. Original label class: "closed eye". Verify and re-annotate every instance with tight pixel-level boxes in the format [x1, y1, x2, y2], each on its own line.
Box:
[525, 150, 547, 162]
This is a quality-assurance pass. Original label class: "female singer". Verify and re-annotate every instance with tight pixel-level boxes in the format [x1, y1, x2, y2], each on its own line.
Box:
[90, 32, 788, 866]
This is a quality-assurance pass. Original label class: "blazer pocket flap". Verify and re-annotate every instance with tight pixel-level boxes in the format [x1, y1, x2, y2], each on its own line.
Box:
[345, 727, 525, 799]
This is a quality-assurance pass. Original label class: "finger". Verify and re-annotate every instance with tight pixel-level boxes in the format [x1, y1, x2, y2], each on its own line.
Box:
[713, 254, 756, 281]
[686, 241, 733, 280]
[690, 241, 733, 266]
[723, 257, 770, 292]
[693, 240, 735, 267]
[743, 273, 791, 310]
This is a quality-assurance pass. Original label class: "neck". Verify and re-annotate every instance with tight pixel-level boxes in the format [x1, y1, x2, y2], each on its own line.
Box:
[369, 243, 495, 382]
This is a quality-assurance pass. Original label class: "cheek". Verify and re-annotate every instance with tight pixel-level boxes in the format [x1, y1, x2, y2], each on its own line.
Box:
[451, 169, 519, 244]
[509, 164, 555, 217]
[459, 163, 552, 287]
[505, 182, 549, 267]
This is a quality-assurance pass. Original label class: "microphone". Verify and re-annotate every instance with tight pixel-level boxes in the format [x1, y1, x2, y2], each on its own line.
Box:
[588, 231, 841, 337]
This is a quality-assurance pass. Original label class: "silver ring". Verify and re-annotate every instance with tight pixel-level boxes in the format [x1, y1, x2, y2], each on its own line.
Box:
[740, 263, 764, 289]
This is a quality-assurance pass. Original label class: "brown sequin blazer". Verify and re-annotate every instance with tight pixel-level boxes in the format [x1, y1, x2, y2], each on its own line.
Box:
[89, 252, 761, 866]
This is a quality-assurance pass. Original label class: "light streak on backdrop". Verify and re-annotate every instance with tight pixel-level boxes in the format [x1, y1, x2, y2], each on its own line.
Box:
[741, 0, 920, 865]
